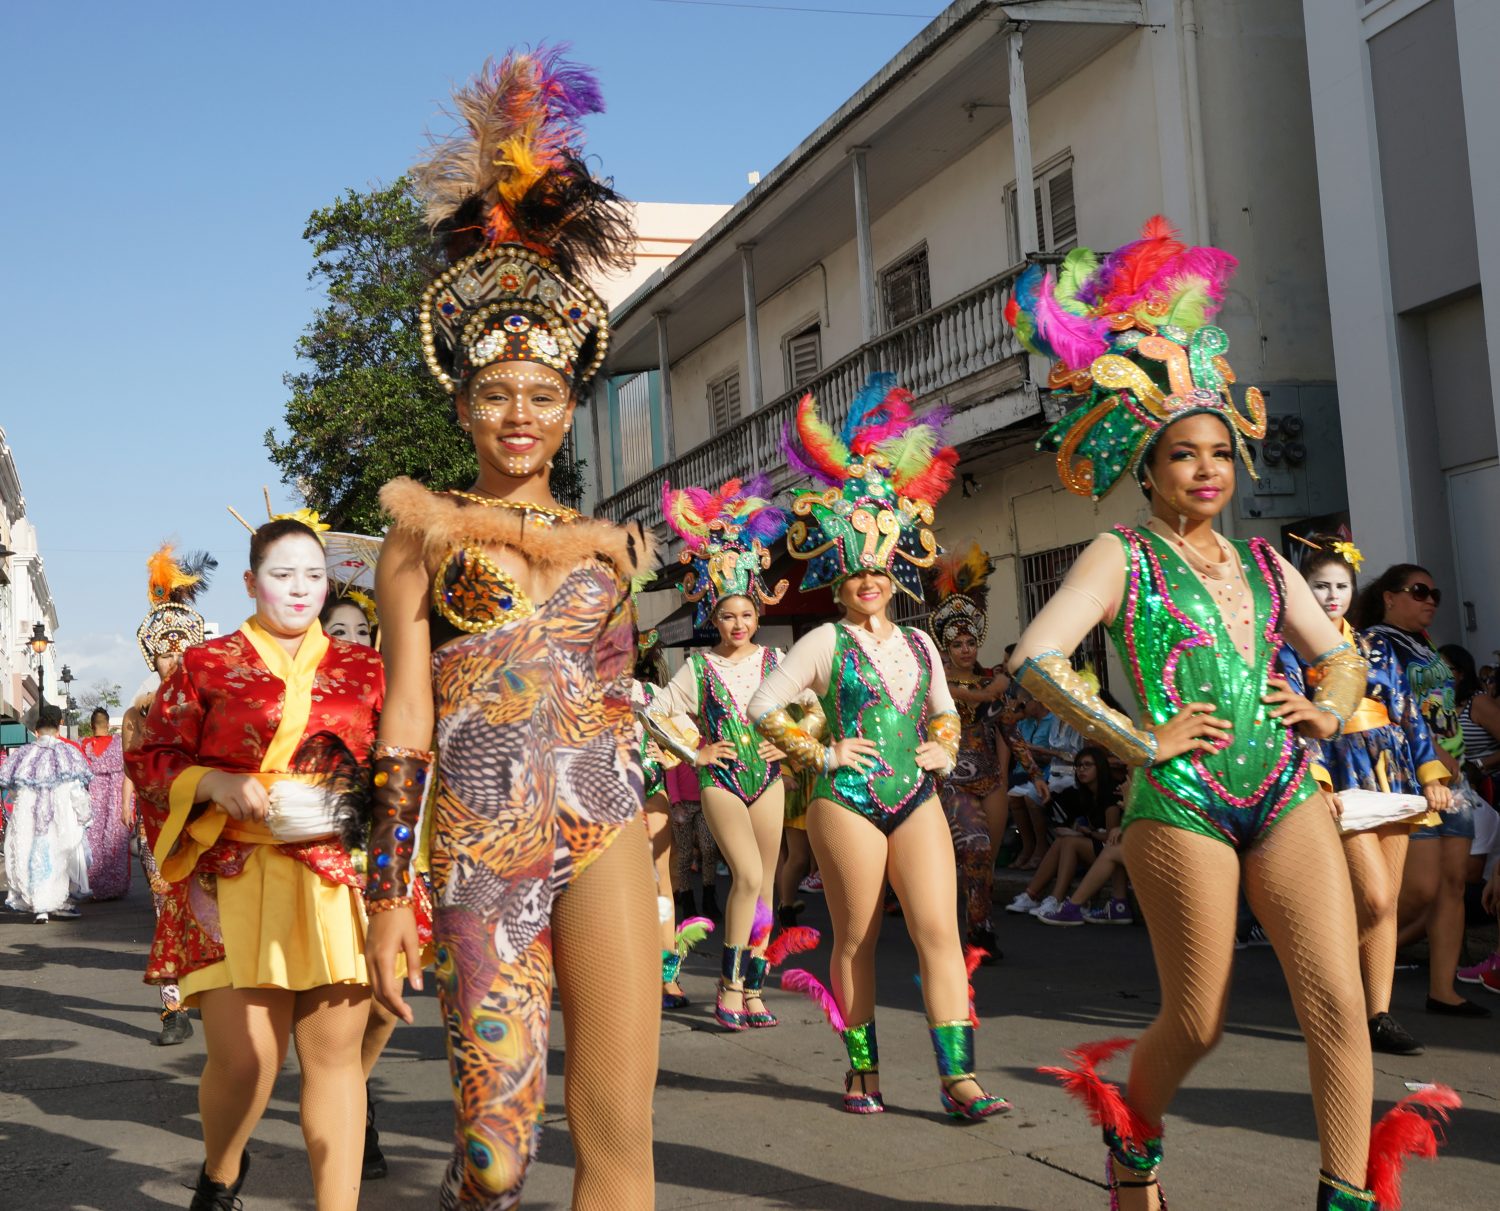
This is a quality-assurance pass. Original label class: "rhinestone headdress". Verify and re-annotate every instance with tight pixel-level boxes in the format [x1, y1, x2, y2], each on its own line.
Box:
[926, 543, 992, 650]
[411, 47, 634, 393]
[136, 544, 215, 670]
[1007, 216, 1267, 499]
[783, 373, 957, 603]
[662, 476, 789, 631]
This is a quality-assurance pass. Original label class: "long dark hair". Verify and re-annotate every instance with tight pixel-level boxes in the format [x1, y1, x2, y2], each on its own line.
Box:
[1299, 534, 1358, 590]
[1072, 744, 1117, 808]
[1351, 562, 1429, 630]
[1440, 644, 1478, 704]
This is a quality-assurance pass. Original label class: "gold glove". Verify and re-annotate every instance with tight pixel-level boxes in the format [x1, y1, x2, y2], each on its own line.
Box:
[1307, 642, 1367, 730]
[1015, 650, 1157, 767]
[929, 712, 960, 773]
[756, 705, 830, 774]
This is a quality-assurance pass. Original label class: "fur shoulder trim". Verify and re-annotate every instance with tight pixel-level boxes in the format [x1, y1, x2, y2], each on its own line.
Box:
[380, 478, 655, 577]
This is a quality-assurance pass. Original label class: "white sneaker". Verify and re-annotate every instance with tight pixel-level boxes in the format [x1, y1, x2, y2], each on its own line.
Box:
[1030, 896, 1060, 917]
[1005, 892, 1039, 915]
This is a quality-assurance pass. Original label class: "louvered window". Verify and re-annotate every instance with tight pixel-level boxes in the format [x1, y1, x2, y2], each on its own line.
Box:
[615, 371, 655, 486]
[709, 370, 742, 433]
[1007, 154, 1078, 261]
[879, 245, 931, 328]
[786, 325, 822, 389]
[1020, 540, 1109, 694]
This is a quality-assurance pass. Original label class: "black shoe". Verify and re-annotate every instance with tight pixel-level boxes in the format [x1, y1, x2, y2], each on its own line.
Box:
[673, 889, 697, 923]
[1369, 1012, 1423, 1055]
[1425, 994, 1491, 1018]
[776, 902, 803, 928]
[363, 1084, 387, 1180]
[155, 1009, 193, 1046]
[190, 1149, 249, 1210]
[966, 925, 1002, 965]
[700, 886, 721, 921]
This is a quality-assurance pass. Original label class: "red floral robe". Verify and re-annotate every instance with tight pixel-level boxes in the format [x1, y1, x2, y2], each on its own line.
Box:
[125, 623, 384, 986]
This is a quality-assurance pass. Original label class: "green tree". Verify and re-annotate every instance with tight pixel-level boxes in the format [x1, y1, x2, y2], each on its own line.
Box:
[76, 680, 123, 737]
[267, 178, 587, 530]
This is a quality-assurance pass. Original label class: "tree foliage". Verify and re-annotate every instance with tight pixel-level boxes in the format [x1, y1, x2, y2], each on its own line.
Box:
[267, 179, 588, 530]
[75, 679, 123, 736]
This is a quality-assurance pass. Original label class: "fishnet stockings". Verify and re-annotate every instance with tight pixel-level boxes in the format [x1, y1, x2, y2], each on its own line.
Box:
[198, 985, 370, 1209]
[668, 802, 719, 891]
[644, 797, 677, 955]
[552, 816, 659, 1210]
[809, 797, 980, 1101]
[1341, 826, 1408, 1016]
[1124, 806, 1371, 1186]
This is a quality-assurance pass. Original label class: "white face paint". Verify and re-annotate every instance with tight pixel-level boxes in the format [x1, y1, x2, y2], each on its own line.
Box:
[460, 362, 575, 481]
[245, 534, 328, 638]
[323, 601, 373, 647]
[1307, 564, 1354, 622]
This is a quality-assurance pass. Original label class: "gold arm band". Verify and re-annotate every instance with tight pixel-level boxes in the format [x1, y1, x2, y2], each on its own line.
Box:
[755, 705, 831, 774]
[1308, 642, 1367, 730]
[638, 705, 700, 767]
[801, 698, 828, 744]
[929, 712, 960, 772]
[1015, 651, 1158, 767]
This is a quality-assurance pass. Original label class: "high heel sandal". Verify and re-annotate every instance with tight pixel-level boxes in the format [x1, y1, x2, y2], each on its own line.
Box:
[840, 1020, 884, 1114]
[930, 1020, 1009, 1121]
[714, 944, 749, 1030]
[743, 954, 778, 1027]
[1105, 1147, 1166, 1211]
[661, 950, 690, 1011]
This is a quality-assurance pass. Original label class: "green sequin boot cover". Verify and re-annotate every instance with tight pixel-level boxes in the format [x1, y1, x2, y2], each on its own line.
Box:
[661, 950, 682, 985]
[1317, 1172, 1376, 1210]
[840, 1019, 883, 1112]
[742, 954, 778, 1026]
[930, 1020, 1009, 1119]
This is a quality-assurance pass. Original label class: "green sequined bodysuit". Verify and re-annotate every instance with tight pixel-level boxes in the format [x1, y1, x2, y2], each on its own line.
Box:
[1110, 527, 1316, 847]
[693, 648, 781, 804]
[814, 624, 937, 835]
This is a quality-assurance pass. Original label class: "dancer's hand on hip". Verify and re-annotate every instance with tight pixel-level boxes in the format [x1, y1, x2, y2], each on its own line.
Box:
[367, 907, 423, 1025]
[1262, 676, 1340, 739]
[696, 740, 737, 769]
[830, 736, 879, 772]
[758, 740, 786, 762]
[1148, 702, 1233, 762]
[914, 741, 949, 772]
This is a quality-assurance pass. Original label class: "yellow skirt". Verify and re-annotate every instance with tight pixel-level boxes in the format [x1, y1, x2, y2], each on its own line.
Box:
[180, 846, 369, 1005]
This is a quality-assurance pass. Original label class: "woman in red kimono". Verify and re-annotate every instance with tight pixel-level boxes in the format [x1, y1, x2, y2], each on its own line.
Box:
[127, 516, 385, 1211]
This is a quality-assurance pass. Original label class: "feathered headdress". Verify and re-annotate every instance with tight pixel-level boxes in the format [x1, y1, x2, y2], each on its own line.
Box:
[662, 475, 789, 631]
[783, 373, 956, 602]
[136, 544, 216, 670]
[926, 543, 992, 649]
[411, 46, 635, 393]
[1006, 216, 1266, 499]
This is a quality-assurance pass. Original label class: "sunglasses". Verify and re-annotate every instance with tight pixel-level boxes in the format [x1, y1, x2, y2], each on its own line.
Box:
[1395, 584, 1442, 605]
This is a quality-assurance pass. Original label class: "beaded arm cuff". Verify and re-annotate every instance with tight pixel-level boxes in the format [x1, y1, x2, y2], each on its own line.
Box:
[928, 712, 960, 775]
[755, 706, 830, 774]
[1307, 642, 1367, 731]
[1016, 651, 1158, 767]
[366, 743, 433, 904]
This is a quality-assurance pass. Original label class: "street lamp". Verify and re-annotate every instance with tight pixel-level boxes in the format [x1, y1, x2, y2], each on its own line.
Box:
[60, 665, 74, 737]
[28, 621, 50, 710]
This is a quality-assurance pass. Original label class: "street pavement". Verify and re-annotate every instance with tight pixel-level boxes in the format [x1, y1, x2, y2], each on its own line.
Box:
[1, 864, 1495, 1210]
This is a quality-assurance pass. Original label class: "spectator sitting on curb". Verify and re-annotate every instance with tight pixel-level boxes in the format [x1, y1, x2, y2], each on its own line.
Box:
[1005, 746, 1120, 920]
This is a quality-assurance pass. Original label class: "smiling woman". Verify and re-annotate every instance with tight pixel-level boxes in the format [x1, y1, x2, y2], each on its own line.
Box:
[363, 47, 659, 1211]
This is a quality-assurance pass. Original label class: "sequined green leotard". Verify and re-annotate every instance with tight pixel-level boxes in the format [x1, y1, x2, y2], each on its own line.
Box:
[814, 624, 937, 834]
[1110, 526, 1318, 847]
[692, 648, 781, 804]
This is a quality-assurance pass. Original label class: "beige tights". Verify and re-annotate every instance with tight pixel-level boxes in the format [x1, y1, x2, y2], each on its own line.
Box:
[1341, 826, 1408, 1017]
[198, 984, 371, 1210]
[552, 815, 659, 1211]
[1122, 805, 1371, 1201]
[700, 784, 784, 1009]
[644, 795, 677, 957]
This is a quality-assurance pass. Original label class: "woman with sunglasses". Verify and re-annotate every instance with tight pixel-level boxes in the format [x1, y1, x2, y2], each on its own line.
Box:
[1353, 565, 1489, 1018]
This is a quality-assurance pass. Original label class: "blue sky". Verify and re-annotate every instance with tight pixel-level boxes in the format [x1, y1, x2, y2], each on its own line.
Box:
[0, 0, 937, 699]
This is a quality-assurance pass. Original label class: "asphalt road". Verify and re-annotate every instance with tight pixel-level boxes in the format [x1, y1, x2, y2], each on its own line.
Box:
[1, 864, 1495, 1210]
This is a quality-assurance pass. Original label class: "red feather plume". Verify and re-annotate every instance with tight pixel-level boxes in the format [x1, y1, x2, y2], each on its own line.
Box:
[764, 926, 820, 970]
[1366, 1085, 1461, 1209]
[1038, 1039, 1156, 1148]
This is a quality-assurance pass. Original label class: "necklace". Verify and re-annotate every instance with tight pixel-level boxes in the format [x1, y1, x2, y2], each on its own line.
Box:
[445, 489, 579, 523]
[1148, 518, 1235, 581]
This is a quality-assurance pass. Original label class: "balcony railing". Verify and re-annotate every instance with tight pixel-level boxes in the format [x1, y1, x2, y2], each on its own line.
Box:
[599, 264, 1027, 526]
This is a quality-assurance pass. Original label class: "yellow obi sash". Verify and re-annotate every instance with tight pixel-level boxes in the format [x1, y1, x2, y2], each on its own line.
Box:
[1344, 697, 1392, 736]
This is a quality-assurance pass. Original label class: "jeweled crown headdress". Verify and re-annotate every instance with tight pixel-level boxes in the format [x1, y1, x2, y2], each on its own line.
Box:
[926, 543, 992, 649]
[662, 476, 789, 631]
[783, 373, 957, 603]
[411, 47, 635, 393]
[1006, 216, 1266, 499]
[136, 544, 216, 670]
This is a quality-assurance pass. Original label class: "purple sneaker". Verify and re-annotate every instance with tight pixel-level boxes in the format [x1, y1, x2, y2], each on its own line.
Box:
[1457, 951, 1500, 985]
[1084, 898, 1133, 926]
[1038, 901, 1085, 927]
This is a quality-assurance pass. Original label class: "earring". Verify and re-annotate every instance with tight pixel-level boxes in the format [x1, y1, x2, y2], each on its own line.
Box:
[546, 458, 555, 470]
[1178, 511, 1187, 537]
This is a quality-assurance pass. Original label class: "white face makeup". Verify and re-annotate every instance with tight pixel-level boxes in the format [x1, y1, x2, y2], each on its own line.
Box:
[1307, 564, 1355, 622]
[459, 362, 575, 481]
[324, 601, 373, 647]
[245, 534, 329, 637]
[154, 652, 182, 681]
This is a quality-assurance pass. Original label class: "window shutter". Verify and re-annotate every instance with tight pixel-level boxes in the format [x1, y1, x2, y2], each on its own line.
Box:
[1048, 165, 1077, 252]
[787, 327, 822, 388]
[879, 247, 932, 328]
[710, 371, 742, 433]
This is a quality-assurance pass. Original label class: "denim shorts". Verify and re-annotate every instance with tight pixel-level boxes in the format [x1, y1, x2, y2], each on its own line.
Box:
[1411, 781, 1479, 841]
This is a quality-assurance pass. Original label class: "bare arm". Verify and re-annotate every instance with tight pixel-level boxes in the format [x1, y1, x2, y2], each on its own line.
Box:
[375, 525, 436, 750]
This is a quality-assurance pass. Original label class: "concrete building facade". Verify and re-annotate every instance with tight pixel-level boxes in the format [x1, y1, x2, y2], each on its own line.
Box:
[589, 0, 1343, 691]
[1302, 0, 1500, 657]
[0, 427, 61, 726]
